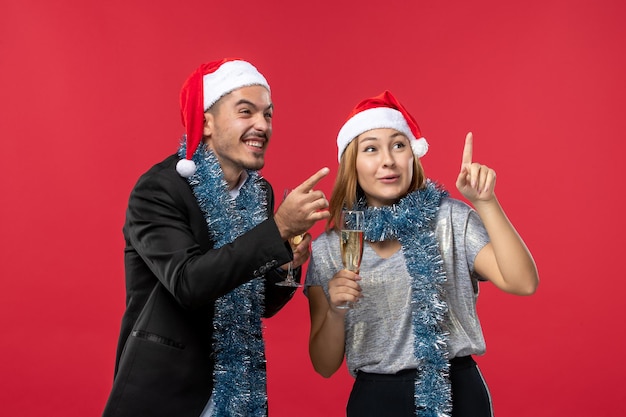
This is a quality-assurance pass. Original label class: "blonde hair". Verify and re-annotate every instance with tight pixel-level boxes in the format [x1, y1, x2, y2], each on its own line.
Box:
[327, 138, 427, 231]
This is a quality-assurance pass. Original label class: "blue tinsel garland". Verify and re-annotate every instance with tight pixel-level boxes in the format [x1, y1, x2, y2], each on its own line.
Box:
[179, 142, 268, 417]
[358, 180, 452, 417]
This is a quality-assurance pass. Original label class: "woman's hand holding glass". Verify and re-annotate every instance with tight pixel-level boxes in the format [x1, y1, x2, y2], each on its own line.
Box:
[335, 210, 364, 309]
[328, 269, 362, 311]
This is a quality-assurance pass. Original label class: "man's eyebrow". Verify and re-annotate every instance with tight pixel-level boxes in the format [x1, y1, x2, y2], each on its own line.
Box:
[235, 99, 274, 111]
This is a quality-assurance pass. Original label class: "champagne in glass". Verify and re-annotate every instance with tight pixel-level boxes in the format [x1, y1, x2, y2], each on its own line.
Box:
[337, 210, 364, 309]
[340, 229, 364, 273]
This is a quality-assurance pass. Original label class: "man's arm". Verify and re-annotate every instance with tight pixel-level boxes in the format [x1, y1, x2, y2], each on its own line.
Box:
[126, 170, 293, 310]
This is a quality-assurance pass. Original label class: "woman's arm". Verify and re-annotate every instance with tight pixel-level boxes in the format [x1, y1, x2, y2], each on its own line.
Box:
[472, 198, 539, 295]
[456, 132, 539, 295]
[308, 271, 358, 377]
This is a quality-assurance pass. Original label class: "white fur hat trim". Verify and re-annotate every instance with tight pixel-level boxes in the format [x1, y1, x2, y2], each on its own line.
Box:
[202, 60, 270, 111]
[336, 107, 428, 161]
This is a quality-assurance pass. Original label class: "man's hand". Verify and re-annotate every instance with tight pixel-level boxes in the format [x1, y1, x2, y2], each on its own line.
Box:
[274, 167, 331, 241]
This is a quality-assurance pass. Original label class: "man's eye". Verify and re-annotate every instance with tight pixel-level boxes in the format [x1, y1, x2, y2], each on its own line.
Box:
[264, 112, 273, 119]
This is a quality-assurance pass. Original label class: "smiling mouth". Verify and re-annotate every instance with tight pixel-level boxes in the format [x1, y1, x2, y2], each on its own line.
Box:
[245, 140, 264, 148]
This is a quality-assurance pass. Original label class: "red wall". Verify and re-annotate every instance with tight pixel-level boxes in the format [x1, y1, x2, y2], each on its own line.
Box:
[1, 0, 625, 415]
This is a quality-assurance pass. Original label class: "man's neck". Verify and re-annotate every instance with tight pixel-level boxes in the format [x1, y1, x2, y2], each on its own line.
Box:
[227, 170, 248, 199]
[220, 165, 244, 190]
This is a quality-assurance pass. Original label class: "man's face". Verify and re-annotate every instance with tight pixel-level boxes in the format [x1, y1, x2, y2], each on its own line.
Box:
[203, 85, 273, 185]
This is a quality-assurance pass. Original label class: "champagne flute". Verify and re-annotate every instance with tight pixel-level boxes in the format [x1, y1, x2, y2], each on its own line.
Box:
[276, 189, 303, 287]
[337, 210, 364, 309]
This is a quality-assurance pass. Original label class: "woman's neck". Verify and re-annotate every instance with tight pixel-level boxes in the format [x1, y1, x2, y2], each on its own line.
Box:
[368, 239, 401, 259]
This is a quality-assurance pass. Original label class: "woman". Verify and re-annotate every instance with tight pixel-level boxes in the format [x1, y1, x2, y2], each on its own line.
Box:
[305, 91, 539, 417]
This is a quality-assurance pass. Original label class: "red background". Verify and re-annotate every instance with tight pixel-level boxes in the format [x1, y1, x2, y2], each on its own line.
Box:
[1, 0, 625, 415]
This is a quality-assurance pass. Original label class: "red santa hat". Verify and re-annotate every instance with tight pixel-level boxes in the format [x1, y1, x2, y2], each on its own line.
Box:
[177, 58, 271, 177]
[336, 90, 428, 162]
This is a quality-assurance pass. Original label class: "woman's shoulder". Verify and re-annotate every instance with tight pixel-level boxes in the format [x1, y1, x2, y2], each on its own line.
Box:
[312, 229, 338, 247]
[439, 196, 473, 214]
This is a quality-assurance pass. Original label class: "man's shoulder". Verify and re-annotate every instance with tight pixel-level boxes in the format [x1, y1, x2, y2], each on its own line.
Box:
[130, 154, 189, 196]
[141, 154, 180, 177]
[134, 154, 183, 184]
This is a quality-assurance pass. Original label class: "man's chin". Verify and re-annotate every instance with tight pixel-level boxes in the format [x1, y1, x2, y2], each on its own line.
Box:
[244, 158, 265, 171]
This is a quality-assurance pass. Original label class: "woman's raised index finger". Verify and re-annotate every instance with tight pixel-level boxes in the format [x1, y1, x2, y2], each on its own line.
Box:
[461, 132, 473, 167]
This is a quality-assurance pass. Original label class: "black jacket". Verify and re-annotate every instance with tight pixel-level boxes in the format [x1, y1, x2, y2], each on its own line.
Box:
[103, 155, 296, 417]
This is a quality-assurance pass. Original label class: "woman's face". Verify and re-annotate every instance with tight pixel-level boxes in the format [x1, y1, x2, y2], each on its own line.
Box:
[355, 128, 414, 207]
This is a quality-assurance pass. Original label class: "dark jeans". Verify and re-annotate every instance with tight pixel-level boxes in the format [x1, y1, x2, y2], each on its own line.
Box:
[347, 356, 493, 417]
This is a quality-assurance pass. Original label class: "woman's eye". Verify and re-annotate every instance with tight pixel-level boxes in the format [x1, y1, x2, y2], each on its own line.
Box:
[393, 142, 406, 149]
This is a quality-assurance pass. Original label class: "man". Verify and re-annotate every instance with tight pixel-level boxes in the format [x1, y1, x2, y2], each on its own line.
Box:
[103, 58, 330, 417]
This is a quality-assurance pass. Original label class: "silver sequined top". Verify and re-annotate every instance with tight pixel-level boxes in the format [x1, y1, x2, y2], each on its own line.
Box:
[305, 198, 490, 377]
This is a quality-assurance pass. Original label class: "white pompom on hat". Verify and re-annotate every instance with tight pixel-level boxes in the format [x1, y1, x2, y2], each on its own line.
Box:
[177, 58, 270, 177]
[336, 90, 428, 162]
